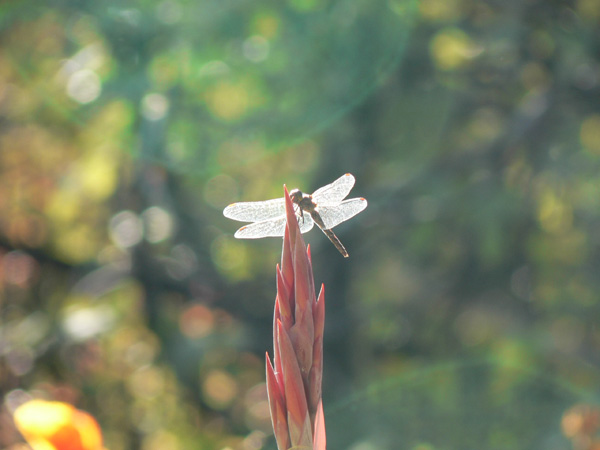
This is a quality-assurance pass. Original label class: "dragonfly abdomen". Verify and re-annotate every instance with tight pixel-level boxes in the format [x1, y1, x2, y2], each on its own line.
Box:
[309, 210, 349, 258]
[322, 228, 349, 258]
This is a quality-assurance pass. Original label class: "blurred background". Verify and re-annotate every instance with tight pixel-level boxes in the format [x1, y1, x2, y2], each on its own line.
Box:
[1, 0, 600, 449]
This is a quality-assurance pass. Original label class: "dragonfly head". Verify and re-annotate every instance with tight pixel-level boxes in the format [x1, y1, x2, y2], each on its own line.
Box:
[289, 189, 303, 204]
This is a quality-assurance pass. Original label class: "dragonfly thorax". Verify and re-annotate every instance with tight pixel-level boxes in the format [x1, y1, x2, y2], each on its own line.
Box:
[289, 189, 316, 212]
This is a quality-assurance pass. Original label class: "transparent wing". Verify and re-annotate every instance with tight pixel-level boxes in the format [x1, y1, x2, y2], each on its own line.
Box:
[311, 173, 356, 204]
[223, 197, 285, 222]
[234, 217, 287, 239]
[297, 211, 315, 233]
[317, 197, 367, 230]
[234, 213, 314, 239]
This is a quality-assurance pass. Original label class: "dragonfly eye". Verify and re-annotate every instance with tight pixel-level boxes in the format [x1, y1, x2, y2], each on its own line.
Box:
[289, 189, 302, 202]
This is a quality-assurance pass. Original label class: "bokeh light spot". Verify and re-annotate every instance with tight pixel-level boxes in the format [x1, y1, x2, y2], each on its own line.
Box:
[6, 347, 34, 376]
[79, 152, 118, 200]
[3, 251, 37, 287]
[242, 430, 266, 450]
[205, 82, 250, 121]
[430, 28, 482, 70]
[252, 12, 280, 39]
[54, 225, 99, 263]
[537, 190, 573, 234]
[109, 211, 143, 249]
[243, 35, 270, 63]
[198, 60, 230, 78]
[60, 43, 108, 79]
[142, 430, 181, 450]
[243, 384, 271, 432]
[127, 366, 166, 400]
[179, 304, 214, 339]
[45, 189, 82, 224]
[149, 54, 180, 88]
[67, 69, 101, 104]
[142, 93, 170, 121]
[141, 206, 174, 243]
[561, 404, 600, 438]
[202, 369, 239, 410]
[211, 235, 251, 281]
[124, 340, 159, 369]
[577, 0, 600, 21]
[528, 229, 587, 266]
[166, 244, 197, 280]
[348, 441, 381, 450]
[520, 62, 551, 91]
[462, 108, 504, 148]
[62, 305, 115, 341]
[510, 266, 532, 301]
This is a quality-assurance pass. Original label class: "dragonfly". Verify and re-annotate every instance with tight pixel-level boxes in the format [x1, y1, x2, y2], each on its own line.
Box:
[223, 173, 367, 257]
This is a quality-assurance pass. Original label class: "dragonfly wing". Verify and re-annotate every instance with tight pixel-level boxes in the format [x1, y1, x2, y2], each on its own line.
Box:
[298, 212, 315, 234]
[223, 198, 285, 222]
[311, 173, 356, 204]
[317, 197, 368, 230]
[234, 217, 287, 238]
[233, 213, 315, 238]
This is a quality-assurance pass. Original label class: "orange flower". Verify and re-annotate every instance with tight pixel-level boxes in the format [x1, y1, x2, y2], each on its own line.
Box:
[13, 400, 104, 450]
[266, 186, 326, 450]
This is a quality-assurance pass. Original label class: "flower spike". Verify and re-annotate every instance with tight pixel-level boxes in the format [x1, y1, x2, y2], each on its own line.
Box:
[266, 185, 327, 449]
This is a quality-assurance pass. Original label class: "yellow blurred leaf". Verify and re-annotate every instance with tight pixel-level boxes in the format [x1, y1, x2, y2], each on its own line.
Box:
[430, 28, 482, 70]
[78, 152, 118, 200]
[581, 114, 600, 154]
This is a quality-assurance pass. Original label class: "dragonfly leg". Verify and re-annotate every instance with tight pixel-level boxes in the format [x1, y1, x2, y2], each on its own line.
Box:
[299, 206, 305, 224]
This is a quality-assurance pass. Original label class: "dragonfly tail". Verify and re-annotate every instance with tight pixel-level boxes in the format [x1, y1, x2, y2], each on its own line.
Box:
[323, 229, 349, 258]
